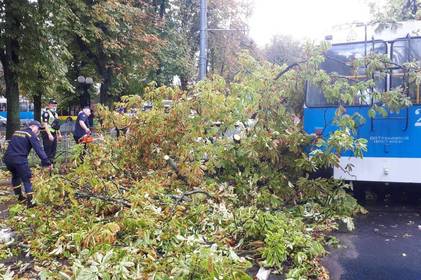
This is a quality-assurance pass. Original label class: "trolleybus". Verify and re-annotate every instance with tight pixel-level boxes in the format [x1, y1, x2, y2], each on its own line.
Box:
[304, 20, 421, 184]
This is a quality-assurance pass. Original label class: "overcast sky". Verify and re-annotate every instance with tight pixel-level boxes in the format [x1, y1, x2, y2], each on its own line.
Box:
[248, 0, 384, 46]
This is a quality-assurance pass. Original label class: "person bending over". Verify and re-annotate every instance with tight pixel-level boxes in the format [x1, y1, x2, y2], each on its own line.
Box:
[3, 121, 52, 207]
[73, 107, 91, 143]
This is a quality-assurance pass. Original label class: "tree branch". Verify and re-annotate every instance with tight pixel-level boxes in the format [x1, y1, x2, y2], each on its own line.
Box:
[274, 60, 308, 80]
[60, 176, 131, 207]
[170, 189, 215, 216]
[75, 191, 131, 208]
[164, 155, 189, 184]
[171, 189, 214, 203]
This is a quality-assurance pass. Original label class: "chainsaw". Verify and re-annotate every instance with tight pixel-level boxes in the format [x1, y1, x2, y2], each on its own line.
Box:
[78, 134, 95, 144]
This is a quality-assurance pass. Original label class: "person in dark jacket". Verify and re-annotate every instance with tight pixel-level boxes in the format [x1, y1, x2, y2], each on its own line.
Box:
[3, 121, 52, 207]
[73, 107, 91, 143]
[41, 99, 62, 163]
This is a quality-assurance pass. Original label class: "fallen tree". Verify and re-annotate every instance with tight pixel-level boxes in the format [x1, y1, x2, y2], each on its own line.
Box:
[1, 52, 372, 279]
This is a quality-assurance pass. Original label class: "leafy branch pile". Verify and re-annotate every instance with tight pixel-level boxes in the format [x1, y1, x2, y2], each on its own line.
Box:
[1, 52, 369, 280]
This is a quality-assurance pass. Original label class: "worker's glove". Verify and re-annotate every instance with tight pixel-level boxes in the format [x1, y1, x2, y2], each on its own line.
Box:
[41, 160, 51, 167]
[42, 164, 53, 176]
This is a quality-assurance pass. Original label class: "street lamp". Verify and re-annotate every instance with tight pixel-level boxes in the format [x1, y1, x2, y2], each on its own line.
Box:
[77, 75, 93, 107]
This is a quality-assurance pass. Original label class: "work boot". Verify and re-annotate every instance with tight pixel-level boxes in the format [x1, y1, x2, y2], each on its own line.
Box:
[13, 186, 25, 202]
[26, 194, 36, 208]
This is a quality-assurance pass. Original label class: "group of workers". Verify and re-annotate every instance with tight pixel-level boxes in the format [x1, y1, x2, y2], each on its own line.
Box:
[2, 99, 92, 207]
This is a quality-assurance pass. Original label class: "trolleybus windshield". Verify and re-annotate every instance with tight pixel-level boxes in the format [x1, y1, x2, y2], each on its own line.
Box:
[391, 37, 421, 103]
[306, 41, 387, 107]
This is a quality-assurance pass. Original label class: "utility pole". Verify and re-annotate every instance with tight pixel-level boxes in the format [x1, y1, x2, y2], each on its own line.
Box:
[199, 0, 207, 80]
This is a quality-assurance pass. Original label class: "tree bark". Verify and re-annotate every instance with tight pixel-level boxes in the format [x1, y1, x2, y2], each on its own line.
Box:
[74, 36, 113, 107]
[180, 76, 188, 90]
[33, 91, 42, 122]
[99, 67, 113, 107]
[93, 40, 113, 107]
[2, 0, 22, 139]
[159, 0, 166, 18]
[2, 45, 20, 139]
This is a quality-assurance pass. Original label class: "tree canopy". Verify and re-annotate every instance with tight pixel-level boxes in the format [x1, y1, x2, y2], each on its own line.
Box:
[369, 0, 421, 22]
[0, 0, 257, 137]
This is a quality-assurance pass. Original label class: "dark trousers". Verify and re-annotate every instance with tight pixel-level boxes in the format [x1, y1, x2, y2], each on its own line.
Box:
[73, 135, 81, 144]
[42, 131, 57, 163]
[4, 161, 33, 194]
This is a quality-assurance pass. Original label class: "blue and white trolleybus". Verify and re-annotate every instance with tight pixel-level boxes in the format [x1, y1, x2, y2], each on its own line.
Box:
[304, 21, 421, 184]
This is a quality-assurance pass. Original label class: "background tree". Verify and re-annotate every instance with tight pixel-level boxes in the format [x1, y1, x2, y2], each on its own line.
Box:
[263, 35, 303, 66]
[147, 9, 196, 89]
[20, 0, 74, 122]
[153, 0, 200, 88]
[150, 0, 255, 88]
[206, 0, 254, 80]
[0, 0, 29, 138]
[0, 0, 258, 134]
[369, 0, 421, 22]
[68, 0, 162, 107]
[0, 0, 74, 137]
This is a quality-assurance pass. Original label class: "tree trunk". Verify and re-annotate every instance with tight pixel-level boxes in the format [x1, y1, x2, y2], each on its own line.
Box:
[99, 67, 113, 107]
[33, 91, 42, 121]
[210, 48, 215, 73]
[159, 0, 166, 18]
[2, 0, 25, 139]
[95, 40, 113, 108]
[152, 0, 165, 18]
[2, 49, 20, 139]
[180, 76, 188, 90]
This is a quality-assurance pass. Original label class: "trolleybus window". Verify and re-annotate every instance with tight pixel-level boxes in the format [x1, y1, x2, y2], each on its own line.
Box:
[19, 103, 28, 112]
[306, 41, 387, 107]
[391, 37, 421, 103]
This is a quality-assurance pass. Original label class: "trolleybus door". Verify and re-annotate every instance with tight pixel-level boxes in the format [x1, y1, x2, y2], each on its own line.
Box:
[389, 37, 421, 159]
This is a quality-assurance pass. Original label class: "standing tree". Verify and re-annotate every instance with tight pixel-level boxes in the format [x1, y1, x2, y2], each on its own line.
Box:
[0, 0, 73, 137]
[263, 35, 303, 66]
[154, 0, 200, 88]
[150, 0, 254, 87]
[369, 0, 421, 22]
[68, 0, 162, 107]
[206, 0, 254, 80]
[19, 0, 74, 122]
[0, 0, 26, 138]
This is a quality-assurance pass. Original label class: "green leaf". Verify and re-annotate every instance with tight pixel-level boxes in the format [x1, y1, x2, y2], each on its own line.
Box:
[368, 108, 376, 119]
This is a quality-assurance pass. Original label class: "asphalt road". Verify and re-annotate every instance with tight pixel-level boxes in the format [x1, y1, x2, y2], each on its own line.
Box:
[323, 187, 421, 280]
